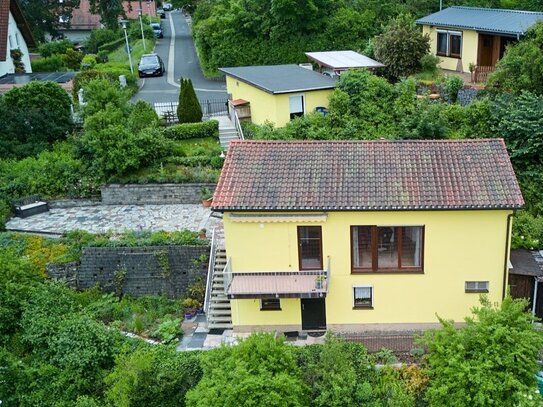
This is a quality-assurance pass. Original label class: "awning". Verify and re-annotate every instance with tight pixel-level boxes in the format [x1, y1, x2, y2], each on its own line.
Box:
[226, 271, 328, 299]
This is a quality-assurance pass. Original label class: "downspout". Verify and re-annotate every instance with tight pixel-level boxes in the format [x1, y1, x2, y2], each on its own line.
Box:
[533, 276, 539, 315]
[503, 213, 514, 300]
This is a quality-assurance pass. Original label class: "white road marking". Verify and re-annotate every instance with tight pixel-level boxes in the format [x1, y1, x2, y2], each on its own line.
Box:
[167, 13, 180, 88]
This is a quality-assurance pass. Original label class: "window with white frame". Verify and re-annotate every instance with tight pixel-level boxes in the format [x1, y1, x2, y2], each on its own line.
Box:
[437, 30, 462, 58]
[353, 285, 373, 308]
[465, 281, 489, 293]
[289, 95, 304, 120]
[8, 35, 14, 49]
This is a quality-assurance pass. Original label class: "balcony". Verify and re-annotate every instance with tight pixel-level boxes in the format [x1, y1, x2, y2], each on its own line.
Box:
[223, 257, 330, 299]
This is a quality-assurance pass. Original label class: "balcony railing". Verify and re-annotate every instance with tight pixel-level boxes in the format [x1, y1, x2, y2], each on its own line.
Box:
[223, 257, 330, 299]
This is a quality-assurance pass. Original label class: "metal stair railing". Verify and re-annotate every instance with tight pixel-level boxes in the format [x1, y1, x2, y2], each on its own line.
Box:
[203, 228, 217, 315]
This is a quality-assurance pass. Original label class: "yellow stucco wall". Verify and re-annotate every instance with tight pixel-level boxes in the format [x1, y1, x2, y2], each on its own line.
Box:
[423, 25, 479, 73]
[225, 75, 333, 127]
[224, 210, 512, 329]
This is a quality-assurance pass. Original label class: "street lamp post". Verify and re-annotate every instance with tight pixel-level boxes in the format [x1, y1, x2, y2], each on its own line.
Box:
[147, 0, 152, 17]
[137, 9, 146, 51]
[120, 20, 134, 74]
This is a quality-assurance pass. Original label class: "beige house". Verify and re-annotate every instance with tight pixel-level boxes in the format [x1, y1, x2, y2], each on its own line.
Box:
[417, 6, 543, 74]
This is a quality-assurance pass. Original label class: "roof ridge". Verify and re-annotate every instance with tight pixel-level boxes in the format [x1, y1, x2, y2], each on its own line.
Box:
[448, 5, 543, 15]
[229, 138, 504, 144]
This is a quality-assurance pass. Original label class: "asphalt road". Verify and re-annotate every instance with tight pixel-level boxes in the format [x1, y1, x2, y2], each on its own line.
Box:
[134, 10, 227, 104]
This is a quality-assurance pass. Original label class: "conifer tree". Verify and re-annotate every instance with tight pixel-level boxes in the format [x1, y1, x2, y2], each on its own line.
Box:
[177, 78, 203, 123]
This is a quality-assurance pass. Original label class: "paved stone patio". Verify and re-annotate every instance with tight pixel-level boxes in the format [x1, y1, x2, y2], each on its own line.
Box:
[6, 204, 221, 235]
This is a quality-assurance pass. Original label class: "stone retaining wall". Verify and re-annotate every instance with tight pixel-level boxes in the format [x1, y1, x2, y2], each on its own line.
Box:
[100, 183, 216, 205]
[49, 199, 102, 208]
[47, 245, 210, 298]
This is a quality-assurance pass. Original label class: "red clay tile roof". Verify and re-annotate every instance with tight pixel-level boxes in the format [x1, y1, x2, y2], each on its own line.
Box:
[212, 139, 524, 211]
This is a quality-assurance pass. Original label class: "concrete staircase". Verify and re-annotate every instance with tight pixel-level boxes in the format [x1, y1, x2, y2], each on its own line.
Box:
[207, 248, 233, 330]
[216, 116, 239, 149]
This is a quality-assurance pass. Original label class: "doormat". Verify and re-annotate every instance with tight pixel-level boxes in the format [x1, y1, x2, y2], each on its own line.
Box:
[208, 328, 225, 335]
[307, 331, 325, 337]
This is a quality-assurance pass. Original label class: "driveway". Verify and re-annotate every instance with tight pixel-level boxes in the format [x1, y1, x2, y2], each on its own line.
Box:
[135, 10, 227, 104]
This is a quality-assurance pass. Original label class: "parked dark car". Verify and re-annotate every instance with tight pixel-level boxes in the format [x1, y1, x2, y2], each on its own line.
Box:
[157, 7, 166, 18]
[138, 54, 165, 78]
[162, 3, 173, 11]
[151, 23, 163, 38]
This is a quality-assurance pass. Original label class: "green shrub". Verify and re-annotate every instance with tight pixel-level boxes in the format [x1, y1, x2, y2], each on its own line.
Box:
[106, 346, 202, 407]
[420, 54, 440, 74]
[81, 54, 97, 70]
[82, 79, 131, 118]
[72, 68, 136, 103]
[512, 210, 543, 249]
[61, 48, 84, 70]
[0, 81, 73, 159]
[127, 100, 160, 132]
[31, 55, 65, 72]
[38, 39, 73, 57]
[444, 75, 464, 103]
[86, 29, 120, 54]
[151, 317, 183, 343]
[163, 120, 218, 140]
[98, 37, 126, 53]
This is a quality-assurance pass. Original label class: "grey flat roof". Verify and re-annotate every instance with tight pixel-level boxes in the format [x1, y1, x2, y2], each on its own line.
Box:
[305, 50, 384, 70]
[218, 64, 337, 94]
[0, 72, 76, 84]
[416, 6, 543, 36]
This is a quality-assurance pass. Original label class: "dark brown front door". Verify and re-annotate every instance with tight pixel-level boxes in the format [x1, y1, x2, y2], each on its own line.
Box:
[301, 298, 327, 330]
[478, 34, 494, 66]
[298, 226, 323, 270]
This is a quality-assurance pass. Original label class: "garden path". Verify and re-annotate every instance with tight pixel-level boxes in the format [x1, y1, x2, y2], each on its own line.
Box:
[5, 204, 221, 235]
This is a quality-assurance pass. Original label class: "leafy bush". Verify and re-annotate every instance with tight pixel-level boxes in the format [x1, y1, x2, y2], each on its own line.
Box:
[61, 49, 85, 70]
[86, 29, 120, 54]
[38, 39, 73, 57]
[186, 333, 309, 407]
[81, 54, 97, 70]
[374, 13, 430, 81]
[0, 81, 73, 159]
[82, 79, 131, 118]
[421, 296, 543, 406]
[151, 317, 183, 343]
[73, 68, 137, 103]
[127, 100, 160, 132]
[163, 120, 219, 140]
[31, 55, 65, 72]
[105, 346, 202, 407]
[420, 54, 440, 74]
[512, 210, 543, 249]
[444, 75, 464, 103]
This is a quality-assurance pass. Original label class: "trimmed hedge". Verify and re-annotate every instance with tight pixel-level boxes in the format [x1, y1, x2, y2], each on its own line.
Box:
[98, 37, 126, 53]
[31, 55, 65, 72]
[163, 120, 219, 140]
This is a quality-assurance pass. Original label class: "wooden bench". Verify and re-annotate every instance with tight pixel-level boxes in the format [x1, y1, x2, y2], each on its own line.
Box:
[12, 195, 49, 218]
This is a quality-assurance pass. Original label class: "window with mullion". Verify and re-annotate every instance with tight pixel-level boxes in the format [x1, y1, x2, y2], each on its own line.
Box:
[351, 226, 423, 272]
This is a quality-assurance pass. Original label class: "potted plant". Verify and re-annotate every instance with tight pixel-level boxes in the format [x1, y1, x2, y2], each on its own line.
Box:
[201, 187, 213, 207]
[182, 298, 200, 320]
[315, 275, 326, 289]
[469, 62, 476, 83]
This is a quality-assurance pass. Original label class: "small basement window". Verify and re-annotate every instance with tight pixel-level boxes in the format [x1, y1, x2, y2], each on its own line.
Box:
[353, 285, 373, 309]
[261, 298, 281, 311]
[465, 281, 489, 293]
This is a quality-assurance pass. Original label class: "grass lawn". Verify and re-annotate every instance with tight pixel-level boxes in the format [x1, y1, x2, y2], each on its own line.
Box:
[108, 37, 157, 67]
[175, 137, 220, 155]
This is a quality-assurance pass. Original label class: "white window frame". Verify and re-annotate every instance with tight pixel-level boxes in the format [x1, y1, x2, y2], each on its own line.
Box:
[436, 30, 462, 58]
[288, 94, 306, 120]
[8, 35, 14, 50]
[353, 284, 373, 309]
[465, 281, 489, 293]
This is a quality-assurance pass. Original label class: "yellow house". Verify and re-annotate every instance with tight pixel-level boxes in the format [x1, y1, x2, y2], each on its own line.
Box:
[208, 139, 524, 333]
[218, 64, 336, 128]
[416, 7, 543, 73]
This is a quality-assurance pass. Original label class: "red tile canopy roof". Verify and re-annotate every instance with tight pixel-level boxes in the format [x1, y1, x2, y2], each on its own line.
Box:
[212, 139, 524, 211]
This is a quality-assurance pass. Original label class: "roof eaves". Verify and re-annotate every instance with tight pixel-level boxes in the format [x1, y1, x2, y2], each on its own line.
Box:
[417, 20, 523, 35]
[272, 85, 336, 94]
[213, 205, 523, 212]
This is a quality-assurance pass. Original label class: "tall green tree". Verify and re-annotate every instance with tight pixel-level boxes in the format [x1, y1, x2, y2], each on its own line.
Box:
[373, 13, 430, 81]
[421, 296, 543, 407]
[177, 78, 203, 123]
